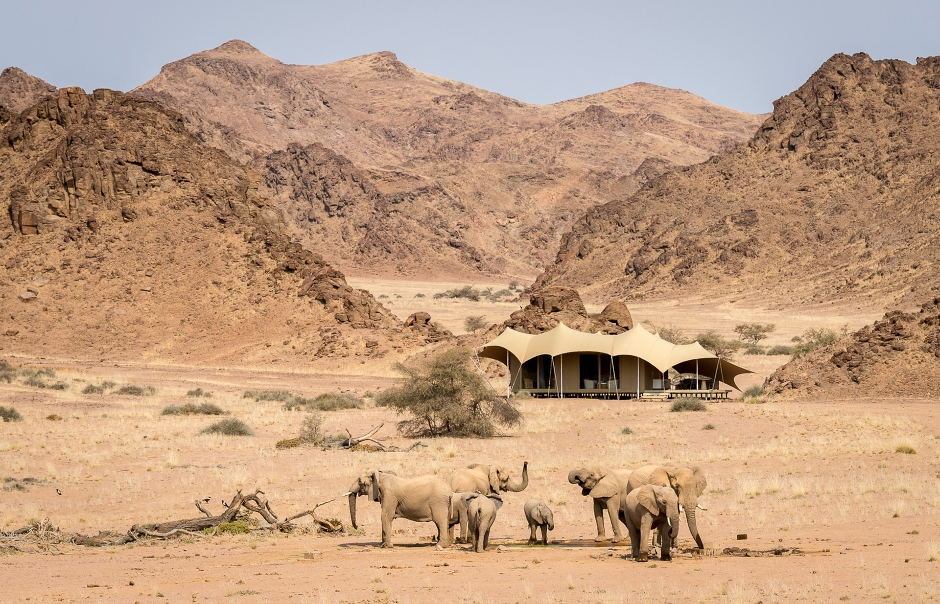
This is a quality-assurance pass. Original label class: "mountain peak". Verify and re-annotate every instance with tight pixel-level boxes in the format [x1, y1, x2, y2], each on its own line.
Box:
[0, 66, 56, 114]
[211, 39, 265, 56]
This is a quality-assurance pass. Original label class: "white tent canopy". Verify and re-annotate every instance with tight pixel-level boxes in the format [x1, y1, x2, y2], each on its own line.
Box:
[479, 323, 752, 390]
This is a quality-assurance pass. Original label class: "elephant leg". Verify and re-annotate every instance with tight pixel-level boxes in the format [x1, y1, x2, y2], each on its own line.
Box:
[483, 526, 491, 551]
[459, 506, 470, 544]
[628, 523, 640, 560]
[660, 522, 672, 561]
[606, 498, 625, 542]
[593, 499, 607, 541]
[528, 523, 537, 544]
[433, 505, 451, 548]
[380, 504, 395, 549]
[637, 515, 652, 562]
[540, 524, 548, 545]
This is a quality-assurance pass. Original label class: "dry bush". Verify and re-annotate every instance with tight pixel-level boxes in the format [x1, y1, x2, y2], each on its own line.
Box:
[766, 344, 793, 356]
[82, 384, 104, 394]
[463, 315, 488, 333]
[114, 385, 155, 396]
[243, 390, 292, 402]
[200, 418, 253, 436]
[670, 398, 707, 412]
[694, 331, 743, 359]
[300, 393, 363, 412]
[790, 326, 848, 359]
[186, 388, 212, 398]
[646, 323, 691, 345]
[433, 285, 481, 301]
[0, 406, 22, 422]
[376, 347, 521, 437]
[734, 323, 776, 344]
[161, 402, 227, 416]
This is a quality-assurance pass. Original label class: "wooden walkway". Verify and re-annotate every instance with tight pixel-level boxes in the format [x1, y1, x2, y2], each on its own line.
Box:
[521, 389, 732, 400]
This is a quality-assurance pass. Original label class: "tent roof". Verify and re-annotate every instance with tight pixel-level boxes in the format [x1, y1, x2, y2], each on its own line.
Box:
[479, 323, 752, 390]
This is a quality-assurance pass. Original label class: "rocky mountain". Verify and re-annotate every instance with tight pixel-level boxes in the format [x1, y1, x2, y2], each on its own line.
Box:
[131, 41, 765, 279]
[766, 296, 940, 399]
[534, 53, 940, 310]
[0, 88, 439, 364]
[0, 67, 56, 114]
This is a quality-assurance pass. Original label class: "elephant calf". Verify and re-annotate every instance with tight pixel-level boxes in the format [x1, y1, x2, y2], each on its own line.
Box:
[467, 493, 503, 552]
[622, 485, 680, 562]
[523, 498, 554, 545]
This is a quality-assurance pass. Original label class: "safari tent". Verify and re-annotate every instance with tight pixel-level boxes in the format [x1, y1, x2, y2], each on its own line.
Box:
[478, 323, 751, 399]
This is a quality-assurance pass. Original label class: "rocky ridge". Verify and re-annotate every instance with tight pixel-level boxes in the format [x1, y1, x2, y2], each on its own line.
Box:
[534, 53, 940, 309]
[129, 41, 765, 278]
[766, 297, 940, 399]
[0, 67, 57, 114]
[0, 88, 443, 364]
[487, 286, 633, 336]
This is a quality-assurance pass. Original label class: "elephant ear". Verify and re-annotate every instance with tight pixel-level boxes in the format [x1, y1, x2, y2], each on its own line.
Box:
[489, 494, 504, 510]
[371, 471, 381, 502]
[589, 473, 620, 499]
[691, 466, 707, 497]
[648, 467, 672, 490]
[531, 506, 544, 525]
[489, 466, 503, 492]
[637, 487, 659, 516]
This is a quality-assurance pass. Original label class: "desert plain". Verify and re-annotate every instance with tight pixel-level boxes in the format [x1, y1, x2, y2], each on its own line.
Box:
[2, 284, 938, 604]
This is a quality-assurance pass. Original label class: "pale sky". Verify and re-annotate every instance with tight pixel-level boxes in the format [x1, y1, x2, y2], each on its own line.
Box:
[1, 0, 938, 114]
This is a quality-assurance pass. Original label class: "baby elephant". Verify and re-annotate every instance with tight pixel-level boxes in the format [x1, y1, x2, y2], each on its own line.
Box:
[622, 485, 680, 562]
[523, 498, 555, 545]
[467, 492, 503, 552]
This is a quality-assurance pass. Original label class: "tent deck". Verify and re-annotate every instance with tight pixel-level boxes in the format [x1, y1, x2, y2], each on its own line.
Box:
[519, 389, 732, 400]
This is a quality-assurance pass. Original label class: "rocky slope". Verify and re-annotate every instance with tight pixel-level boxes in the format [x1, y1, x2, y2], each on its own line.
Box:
[0, 89, 440, 364]
[131, 41, 765, 279]
[535, 53, 940, 310]
[0, 67, 56, 114]
[485, 286, 633, 336]
[766, 297, 940, 399]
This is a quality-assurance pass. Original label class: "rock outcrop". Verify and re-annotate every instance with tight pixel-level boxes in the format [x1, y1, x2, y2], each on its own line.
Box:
[535, 53, 940, 309]
[495, 286, 632, 335]
[0, 67, 56, 114]
[766, 297, 940, 399]
[0, 88, 420, 363]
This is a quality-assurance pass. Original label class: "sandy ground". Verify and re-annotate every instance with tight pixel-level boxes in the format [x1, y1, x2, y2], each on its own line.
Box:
[1, 287, 927, 603]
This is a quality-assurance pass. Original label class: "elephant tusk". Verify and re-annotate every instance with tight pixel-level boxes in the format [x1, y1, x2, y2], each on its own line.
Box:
[679, 504, 684, 513]
[667, 517, 672, 528]
[697, 504, 707, 511]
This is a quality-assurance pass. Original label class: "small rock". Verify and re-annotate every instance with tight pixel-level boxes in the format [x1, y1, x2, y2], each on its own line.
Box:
[144, 269, 154, 277]
[32, 277, 48, 287]
[4, 329, 18, 336]
[140, 286, 152, 292]
[18, 291, 36, 301]
[26, 287, 38, 294]
[496, 545, 507, 552]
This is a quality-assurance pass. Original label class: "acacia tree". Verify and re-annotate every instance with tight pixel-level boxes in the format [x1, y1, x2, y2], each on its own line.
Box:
[733, 323, 776, 344]
[377, 348, 521, 437]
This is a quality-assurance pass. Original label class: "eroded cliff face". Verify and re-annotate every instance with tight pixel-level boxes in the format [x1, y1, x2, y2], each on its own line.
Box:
[0, 67, 57, 114]
[766, 297, 940, 399]
[0, 88, 441, 363]
[535, 53, 940, 309]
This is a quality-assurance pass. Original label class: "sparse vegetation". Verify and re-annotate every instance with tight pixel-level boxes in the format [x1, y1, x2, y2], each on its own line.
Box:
[82, 384, 105, 394]
[895, 442, 917, 455]
[743, 385, 765, 399]
[485, 288, 513, 302]
[200, 418, 253, 436]
[250, 390, 363, 411]
[703, 423, 716, 430]
[376, 347, 521, 437]
[186, 388, 212, 398]
[790, 326, 849, 359]
[276, 412, 332, 449]
[620, 427, 634, 435]
[463, 315, 488, 333]
[433, 285, 481, 302]
[20, 368, 67, 389]
[161, 402, 227, 416]
[694, 331, 743, 359]
[766, 345, 793, 356]
[670, 398, 707, 412]
[734, 323, 776, 344]
[115, 385, 155, 396]
[0, 406, 22, 422]
[414, 293, 425, 298]
[508, 280, 519, 291]
[646, 323, 691, 345]
[243, 390, 292, 403]
[46, 414, 63, 421]
[743, 344, 765, 355]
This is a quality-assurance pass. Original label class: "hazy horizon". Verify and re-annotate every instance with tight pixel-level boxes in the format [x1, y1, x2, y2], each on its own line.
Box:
[1, 0, 938, 114]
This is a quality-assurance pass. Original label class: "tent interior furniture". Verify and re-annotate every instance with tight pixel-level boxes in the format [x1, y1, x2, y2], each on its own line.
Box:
[478, 323, 751, 400]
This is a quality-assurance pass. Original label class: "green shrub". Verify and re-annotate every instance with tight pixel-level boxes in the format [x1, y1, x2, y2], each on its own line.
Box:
[376, 347, 521, 437]
[209, 521, 252, 534]
[463, 315, 488, 333]
[306, 393, 363, 411]
[733, 323, 776, 344]
[694, 331, 742, 359]
[743, 344, 765, 355]
[186, 388, 212, 398]
[48, 382, 68, 390]
[243, 390, 292, 402]
[621, 427, 634, 435]
[790, 326, 848, 359]
[703, 423, 716, 430]
[670, 398, 707, 412]
[162, 402, 226, 416]
[200, 418, 253, 436]
[101, 381, 116, 389]
[414, 293, 425, 298]
[508, 280, 519, 291]
[433, 285, 481, 302]
[766, 345, 793, 356]
[115, 385, 155, 396]
[82, 384, 105, 394]
[743, 385, 766, 399]
[485, 289, 513, 302]
[0, 406, 22, 422]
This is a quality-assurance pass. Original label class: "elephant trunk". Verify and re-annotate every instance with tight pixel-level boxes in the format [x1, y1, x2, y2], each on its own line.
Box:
[349, 492, 358, 529]
[505, 461, 529, 492]
[667, 503, 680, 540]
[685, 506, 704, 550]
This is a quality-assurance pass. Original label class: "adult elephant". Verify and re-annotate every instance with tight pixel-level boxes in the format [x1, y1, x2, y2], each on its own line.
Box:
[449, 462, 528, 542]
[626, 463, 707, 550]
[348, 470, 452, 548]
[567, 467, 633, 542]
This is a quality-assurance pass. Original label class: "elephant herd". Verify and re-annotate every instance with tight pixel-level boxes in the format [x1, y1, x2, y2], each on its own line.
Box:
[347, 461, 706, 562]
